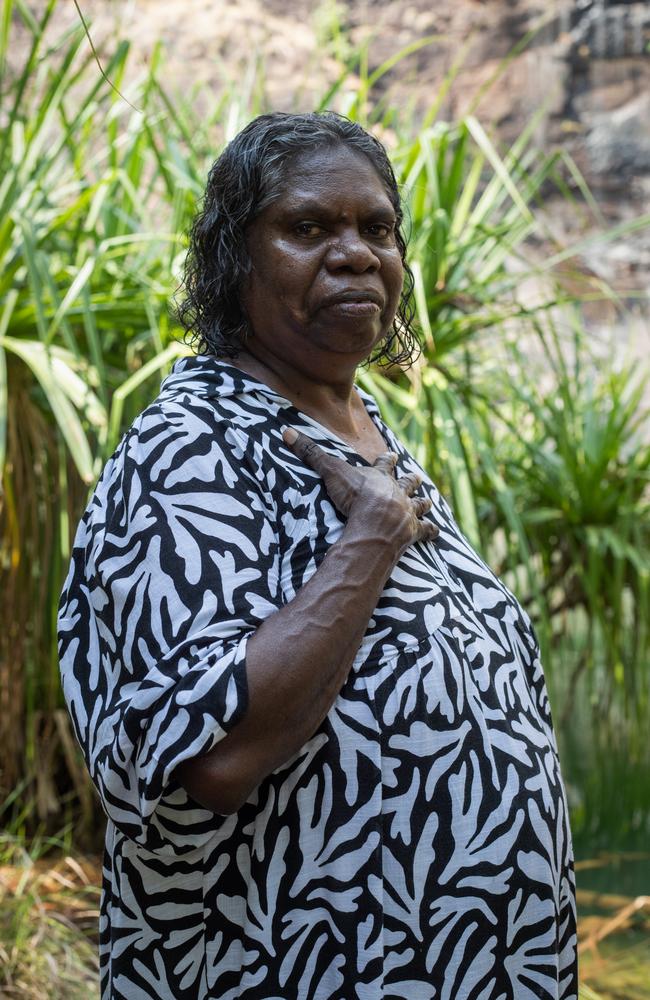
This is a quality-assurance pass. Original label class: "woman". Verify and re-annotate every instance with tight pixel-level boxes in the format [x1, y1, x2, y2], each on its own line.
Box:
[58, 112, 577, 1000]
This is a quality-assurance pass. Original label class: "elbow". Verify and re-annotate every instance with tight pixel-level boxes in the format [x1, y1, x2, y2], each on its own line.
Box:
[174, 754, 255, 817]
[203, 784, 250, 817]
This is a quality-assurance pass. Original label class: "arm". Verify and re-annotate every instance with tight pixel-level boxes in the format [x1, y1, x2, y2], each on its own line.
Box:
[58, 402, 279, 850]
[174, 430, 438, 814]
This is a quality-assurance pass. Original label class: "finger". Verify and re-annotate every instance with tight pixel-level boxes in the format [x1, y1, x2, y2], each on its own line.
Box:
[398, 472, 424, 496]
[372, 451, 398, 474]
[411, 495, 432, 517]
[418, 519, 440, 543]
[282, 427, 337, 474]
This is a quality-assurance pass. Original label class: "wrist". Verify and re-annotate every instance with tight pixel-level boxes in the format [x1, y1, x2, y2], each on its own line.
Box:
[337, 518, 401, 572]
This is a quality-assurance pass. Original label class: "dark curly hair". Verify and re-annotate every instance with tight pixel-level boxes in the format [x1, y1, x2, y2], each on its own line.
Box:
[177, 111, 420, 368]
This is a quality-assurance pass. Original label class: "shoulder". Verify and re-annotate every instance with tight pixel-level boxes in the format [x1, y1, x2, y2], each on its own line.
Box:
[81, 394, 273, 553]
[107, 393, 263, 492]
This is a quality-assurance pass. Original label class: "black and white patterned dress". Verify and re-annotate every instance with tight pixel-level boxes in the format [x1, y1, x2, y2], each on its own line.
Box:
[58, 355, 577, 1000]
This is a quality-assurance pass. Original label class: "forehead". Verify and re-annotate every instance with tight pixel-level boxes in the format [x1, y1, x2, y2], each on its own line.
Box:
[271, 144, 395, 212]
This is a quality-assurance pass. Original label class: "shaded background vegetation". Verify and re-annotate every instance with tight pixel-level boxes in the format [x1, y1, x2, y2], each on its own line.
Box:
[1, 0, 649, 996]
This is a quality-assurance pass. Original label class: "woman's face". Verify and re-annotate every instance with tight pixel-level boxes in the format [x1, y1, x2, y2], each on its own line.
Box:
[241, 144, 404, 383]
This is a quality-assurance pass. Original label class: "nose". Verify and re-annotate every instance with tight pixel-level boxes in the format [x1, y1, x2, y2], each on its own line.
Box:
[324, 228, 380, 273]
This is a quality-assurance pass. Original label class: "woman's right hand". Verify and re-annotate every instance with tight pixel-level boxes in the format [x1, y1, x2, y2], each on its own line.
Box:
[282, 428, 439, 557]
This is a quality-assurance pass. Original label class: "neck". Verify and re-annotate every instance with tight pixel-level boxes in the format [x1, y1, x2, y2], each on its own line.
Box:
[232, 346, 363, 434]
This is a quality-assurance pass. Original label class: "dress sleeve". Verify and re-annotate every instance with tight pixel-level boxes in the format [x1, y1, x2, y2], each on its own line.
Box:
[57, 399, 280, 852]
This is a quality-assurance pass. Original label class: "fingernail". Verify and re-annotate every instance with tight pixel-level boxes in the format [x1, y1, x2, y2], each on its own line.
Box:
[282, 426, 298, 445]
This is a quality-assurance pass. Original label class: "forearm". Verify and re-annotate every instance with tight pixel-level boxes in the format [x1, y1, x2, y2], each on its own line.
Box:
[175, 523, 396, 814]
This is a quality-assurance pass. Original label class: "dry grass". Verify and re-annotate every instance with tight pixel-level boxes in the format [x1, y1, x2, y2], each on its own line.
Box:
[0, 847, 101, 999]
[578, 894, 650, 1000]
[580, 931, 650, 1000]
[576, 853, 650, 999]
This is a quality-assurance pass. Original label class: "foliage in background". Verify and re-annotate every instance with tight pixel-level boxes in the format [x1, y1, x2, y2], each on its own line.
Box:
[0, 0, 649, 855]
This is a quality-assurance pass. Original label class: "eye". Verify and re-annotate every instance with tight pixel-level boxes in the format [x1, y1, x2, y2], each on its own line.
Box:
[365, 222, 395, 239]
[294, 222, 325, 237]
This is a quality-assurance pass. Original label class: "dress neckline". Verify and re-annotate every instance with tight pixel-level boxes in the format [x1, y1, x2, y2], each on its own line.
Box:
[212, 358, 393, 468]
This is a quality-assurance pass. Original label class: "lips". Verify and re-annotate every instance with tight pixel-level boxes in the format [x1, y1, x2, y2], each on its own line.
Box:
[321, 289, 384, 310]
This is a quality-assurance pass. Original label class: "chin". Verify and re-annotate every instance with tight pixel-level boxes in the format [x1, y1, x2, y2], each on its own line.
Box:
[323, 342, 380, 364]
[319, 323, 387, 356]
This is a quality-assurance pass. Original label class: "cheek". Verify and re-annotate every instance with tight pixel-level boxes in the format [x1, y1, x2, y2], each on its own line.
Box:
[243, 253, 291, 307]
[386, 257, 405, 306]
[255, 245, 315, 302]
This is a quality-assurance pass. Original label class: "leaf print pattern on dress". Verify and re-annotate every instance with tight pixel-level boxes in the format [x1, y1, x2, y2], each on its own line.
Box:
[58, 355, 577, 999]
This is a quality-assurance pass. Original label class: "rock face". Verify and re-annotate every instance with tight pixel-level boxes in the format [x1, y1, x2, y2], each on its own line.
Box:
[558, 3, 650, 194]
[568, 1, 649, 60]
[24, 0, 650, 313]
[584, 93, 650, 180]
[41, 1, 650, 194]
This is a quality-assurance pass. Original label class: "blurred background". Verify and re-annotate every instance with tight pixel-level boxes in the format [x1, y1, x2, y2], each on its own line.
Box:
[0, 0, 649, 996]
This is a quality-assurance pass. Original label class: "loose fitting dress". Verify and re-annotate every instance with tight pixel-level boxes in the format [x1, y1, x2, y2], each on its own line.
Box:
[58, 354, 577, 1000]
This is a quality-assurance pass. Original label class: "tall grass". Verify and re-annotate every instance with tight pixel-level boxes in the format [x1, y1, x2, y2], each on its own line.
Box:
[0, 1, 195, 833]
[1, 0, 649, 849]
